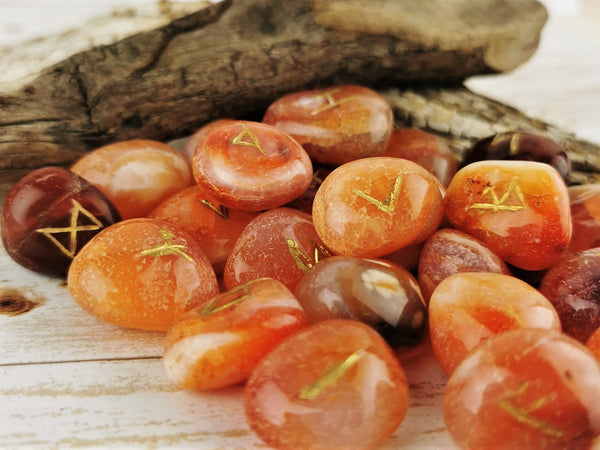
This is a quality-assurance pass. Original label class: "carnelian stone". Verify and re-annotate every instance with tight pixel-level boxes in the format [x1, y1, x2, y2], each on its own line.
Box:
[294, 256, 427, 353]
[223, 208, 330, 292]
[284, 165, 332, 214]
[429, 272, 561, 376]
[539, 248, 600, 343]
[148, 185, 259, 274]
[586, 327, 600, 362]
[1, 167, 121, 277]
[163, 278, 307, 391]
[445, 161, 572, 270]
[71, 139, 192, 219]
[444, 329, 600, 449]
[192, 120, 313, 211]
[245, 319, 409, 449]
[312, 157, 444, 257]
[418, 228, 511, 303]
[68, 218, 219, 331]
[382, 128, 457, 187]
[263, 85, 393, 166]
[568, 183, 600, 253]
[181, 118, 233, 164]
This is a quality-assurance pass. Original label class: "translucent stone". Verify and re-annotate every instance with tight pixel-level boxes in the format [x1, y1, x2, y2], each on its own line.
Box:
[245, 319, 409, 449]
[568, 183, 600, 253]
[223, 208, 331, 292]
[181, 118, 233, 164]
[312, 157, 444, 257]
[539, 248, 600, 343]
[294, 256, 427, 355]
[429, 272, 561, 376]
[263, 85, 393, 166]
[444, 329, 600, 449]
[148, 185, 259, 274]
[71, 139, 192, 219]
[418, 228, 511, 303]
[445, 160, 572, 270]
[163, 278, 307, 391]
[67, 218, 218, 331]
[192, 120, 313, 211]
[1, 167, 121, 277]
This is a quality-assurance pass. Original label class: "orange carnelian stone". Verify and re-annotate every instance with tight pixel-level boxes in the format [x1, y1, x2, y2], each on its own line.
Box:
[429, 272, 561, 376]
[163, 278, 308, 391]
[382, 128, 457, 187]
[148, 185, 259, 274]
[71, 139, 192, 219]
[444, 329, 600, 449]
[68, 218, 219, 331]
[263, 85, 393, 166]
[568, 183, 600, 253]
[418, 228, 511, 303]
[223, 207, 330, 292]
[192, 120, 313, 211]
[586, 327, 600, 362]
[245, 319, 409, 449]
[312, 157, 444, 257]
[445, 161, 571, 270]
[181, 118, 233, 164]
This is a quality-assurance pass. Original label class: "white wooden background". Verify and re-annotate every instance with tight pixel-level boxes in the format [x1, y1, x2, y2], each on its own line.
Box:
[1, 1, 599, 448]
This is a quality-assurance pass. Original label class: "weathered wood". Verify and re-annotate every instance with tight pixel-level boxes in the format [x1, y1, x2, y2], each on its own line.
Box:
[0, 0, 547, 176]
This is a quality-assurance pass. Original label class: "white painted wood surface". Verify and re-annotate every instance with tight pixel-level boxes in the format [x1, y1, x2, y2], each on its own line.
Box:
[1, 0, 600, 448]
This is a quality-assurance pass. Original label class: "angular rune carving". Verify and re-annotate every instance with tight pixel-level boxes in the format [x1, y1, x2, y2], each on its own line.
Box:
[35, 198, 104, 258]
[468, 180, 526, 213]
[352, 174, 403, 213]
[231, 123, 266, 155]
[311, 89, 357, 115]
[138, 228, 194, 262]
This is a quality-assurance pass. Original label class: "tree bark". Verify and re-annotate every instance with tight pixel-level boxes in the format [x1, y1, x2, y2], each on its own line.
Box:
[0, 0, 548, 177]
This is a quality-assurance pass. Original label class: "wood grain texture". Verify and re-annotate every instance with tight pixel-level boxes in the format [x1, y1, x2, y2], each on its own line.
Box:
[0, 0, 547, 175]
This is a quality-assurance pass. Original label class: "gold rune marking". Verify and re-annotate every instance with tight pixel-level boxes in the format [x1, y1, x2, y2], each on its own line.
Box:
[198, 199, 229, 219]
[311, 89, 357, 115]
[200, 281, 254, 317]
[352, 174, 403, 213]
[299, 351, 363, 400]
[231, 123, 266, 155]
[138, 228, 194, 262]
[468, 180, 526, 213]
[286, 238, 331, 273]
[497, 381, 564, 438]
[35, 199, 104, 259]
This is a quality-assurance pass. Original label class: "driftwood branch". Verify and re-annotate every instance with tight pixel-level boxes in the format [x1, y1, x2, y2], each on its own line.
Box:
[0, 0, 547, 174]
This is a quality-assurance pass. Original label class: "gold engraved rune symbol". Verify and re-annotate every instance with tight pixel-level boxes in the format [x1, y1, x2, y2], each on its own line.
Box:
[352, 174, 403, 213]
[198, 199, 229, 219]
[200, 281, 254, 317]
[286, 238, 331, 272]
[311, 89, 357, 115]
[35, 199, 104, 259]
[138, 228, 194, 262]
[468, 180, 526, 213]
[231, 123, 266, 155]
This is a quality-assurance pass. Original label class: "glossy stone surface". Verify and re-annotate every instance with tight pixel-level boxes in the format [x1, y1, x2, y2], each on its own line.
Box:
[192, 120, 313, 211]
[539, 248, 600, 343]
[586, 327, 600, 363]
[444, 329, 600, 449]
[382, 128, 457, 187]
[429, 272, 561, 376]
[445, 160, 572, 270]
[460, 131, 571, 183]
[181, 118, 233, 164]
[284, 165, 332, 214]
[223, 208, 330, 292]
[148, 185, 259, 274]
[245, 320, 409, 449]
[163, 278, 308, 391]
[263, 85, 393, 166]
[312, 157, 444, 257]
[68, 218, 219, 331]
[1, 167, 121, 277]
[568, 183, 600, 253]
[294, 256, 427, 353]
[418, 228, 511, 303]
[71, 139, 192, 219]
